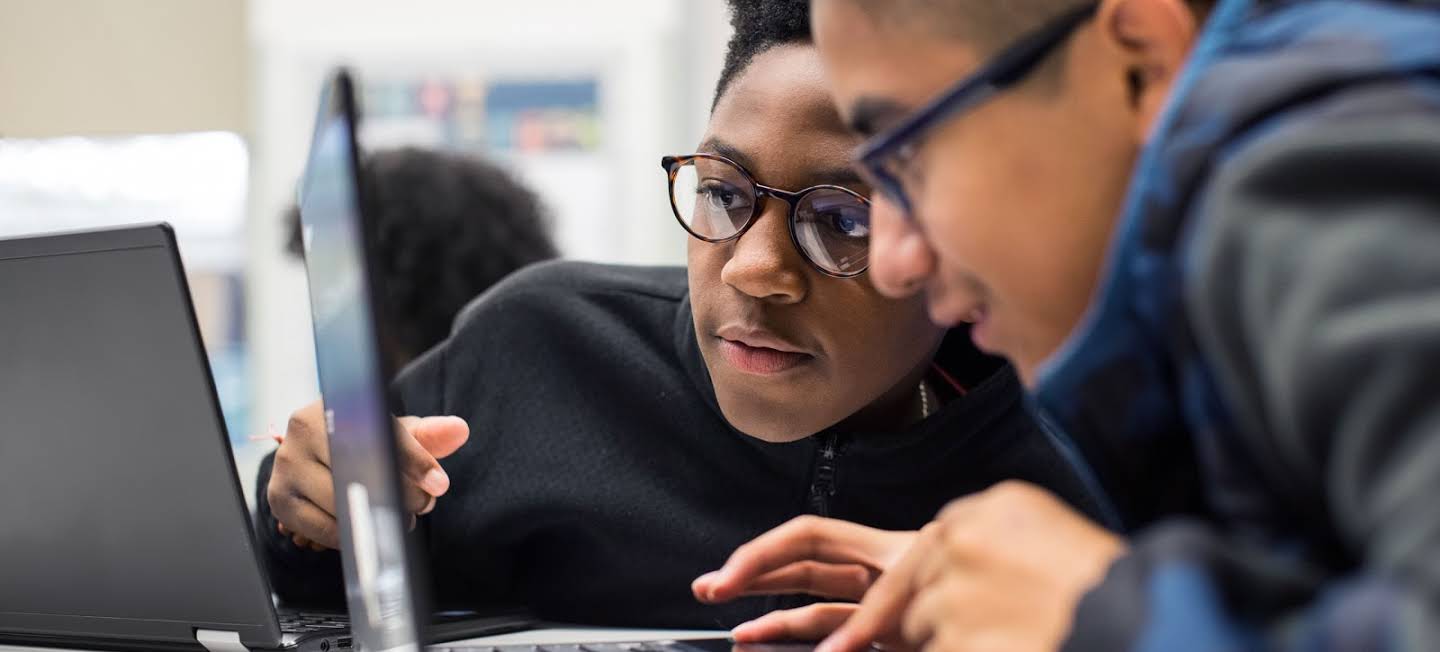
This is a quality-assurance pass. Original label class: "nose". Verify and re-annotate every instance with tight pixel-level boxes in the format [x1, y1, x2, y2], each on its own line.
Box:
[719, 199, 808, 304]
[867, 195, 936, 299]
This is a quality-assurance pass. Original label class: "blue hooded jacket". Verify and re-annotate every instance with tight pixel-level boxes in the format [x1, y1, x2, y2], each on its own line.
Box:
[1029, 1, 1440, 649]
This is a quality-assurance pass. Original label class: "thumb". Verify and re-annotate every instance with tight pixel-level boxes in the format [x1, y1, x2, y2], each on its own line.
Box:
[394, 416, 469, 497]
[399, 415, 470, 458]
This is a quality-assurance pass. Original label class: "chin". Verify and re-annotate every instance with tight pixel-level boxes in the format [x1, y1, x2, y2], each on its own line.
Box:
[1010, 351, 1046, 389]
[735, 426, 814, 444]
[715, 394, 824, 444]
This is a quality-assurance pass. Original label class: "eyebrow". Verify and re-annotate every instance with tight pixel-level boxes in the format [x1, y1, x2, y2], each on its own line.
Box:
[697, 138, 756, 172]
[811, 166, 865, 188]
[846, 96, 910, 137]
[697, 138, 867, 189]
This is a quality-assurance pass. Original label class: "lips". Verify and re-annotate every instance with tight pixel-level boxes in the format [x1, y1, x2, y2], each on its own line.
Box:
[714, 325, 815, 376]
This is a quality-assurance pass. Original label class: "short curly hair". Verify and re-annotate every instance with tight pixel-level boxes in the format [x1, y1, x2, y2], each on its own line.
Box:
[711, 0, 1216, 105]
[286, 147, 558, 365]
[713, 0, 812, 109]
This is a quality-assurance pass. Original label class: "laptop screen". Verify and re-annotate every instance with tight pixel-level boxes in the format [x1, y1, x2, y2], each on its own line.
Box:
[297, 70, 424, 652]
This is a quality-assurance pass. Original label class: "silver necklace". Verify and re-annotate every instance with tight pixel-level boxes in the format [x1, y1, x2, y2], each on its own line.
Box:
[919, 380, 931, 420]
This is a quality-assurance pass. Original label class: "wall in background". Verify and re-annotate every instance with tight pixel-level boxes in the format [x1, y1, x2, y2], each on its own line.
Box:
[0, 0, 247, 137]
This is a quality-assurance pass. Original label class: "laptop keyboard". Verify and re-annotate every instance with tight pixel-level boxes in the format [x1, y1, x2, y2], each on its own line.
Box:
[276, 609, 349, 634]
[437, 642, 713, 652]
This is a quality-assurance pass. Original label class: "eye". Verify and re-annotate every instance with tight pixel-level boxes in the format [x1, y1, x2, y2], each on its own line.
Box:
[698, 180, 749, 211]
[824, 210, 870, 239]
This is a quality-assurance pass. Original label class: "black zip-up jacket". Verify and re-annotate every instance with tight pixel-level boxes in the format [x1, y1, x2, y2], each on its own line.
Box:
[254, 261, 1108, 627]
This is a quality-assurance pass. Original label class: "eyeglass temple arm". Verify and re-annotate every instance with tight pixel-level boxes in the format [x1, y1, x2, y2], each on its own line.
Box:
[858, 2, 1099, 159]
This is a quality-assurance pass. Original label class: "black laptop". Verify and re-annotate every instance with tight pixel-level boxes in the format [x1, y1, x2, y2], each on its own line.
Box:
[0, 223, 351, 652]
[0, 223, 532, 652]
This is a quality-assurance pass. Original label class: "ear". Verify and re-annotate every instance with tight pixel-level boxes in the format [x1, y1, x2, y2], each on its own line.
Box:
[1096, 0, 1199, 140]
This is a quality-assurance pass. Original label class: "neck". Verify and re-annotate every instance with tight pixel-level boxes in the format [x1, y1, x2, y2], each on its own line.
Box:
[835, 360, 934, 434]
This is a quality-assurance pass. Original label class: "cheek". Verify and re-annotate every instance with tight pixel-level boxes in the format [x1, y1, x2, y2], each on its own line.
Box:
[913, 148, 1011, 282]
[920, 111, 1104, 290]
[686, 238, 724, 295]
[825, 287, 941, 379]
[925, 109, 1135, 371]
[685, 236, 708, 267]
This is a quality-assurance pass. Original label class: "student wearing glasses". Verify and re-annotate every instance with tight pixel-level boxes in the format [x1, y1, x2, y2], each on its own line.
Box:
[699, 0, 1440, 649]
[254, 0, 1114, 627]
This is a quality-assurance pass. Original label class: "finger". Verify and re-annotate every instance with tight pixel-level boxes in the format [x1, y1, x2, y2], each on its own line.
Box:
[909, 528, 957, 601]
[291, 533, 324, 553]
[271, 454, 336, 517]
[933, 486, 989, 525]
[402, 478, 436, 515]
[398, 415, 470, 459]
[901, 577, 970, 648]
[277, 498, 340, 550]
[738, 561, 879, 601]
[695, 516, 905, 602]
[269, 459, 337, 545]
[289, 532, 326, 553]
[285, 402, 331, 468]
[282, 459, 336, 517]
[731, 603, 857, 644]
[911, 496, 985, 591]
[818, 525, 939, 652]
[392, 417, 455, 497]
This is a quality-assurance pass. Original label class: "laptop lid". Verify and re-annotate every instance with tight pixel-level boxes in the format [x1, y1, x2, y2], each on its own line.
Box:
[0, 224, 286, 650]
[296, 69, 430, 652]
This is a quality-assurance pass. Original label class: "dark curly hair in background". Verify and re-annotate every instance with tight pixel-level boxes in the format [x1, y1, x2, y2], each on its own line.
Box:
[287, 147, 558, 369]
[713, 0, 811, 109]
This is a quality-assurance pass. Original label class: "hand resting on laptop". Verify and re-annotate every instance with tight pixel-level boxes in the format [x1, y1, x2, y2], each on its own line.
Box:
[267, 400, 470, 550]
[690, 515, 912, 645]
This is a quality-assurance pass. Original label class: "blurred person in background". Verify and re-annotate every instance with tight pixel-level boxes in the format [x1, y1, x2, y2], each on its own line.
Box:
[284, 146, 559, 371]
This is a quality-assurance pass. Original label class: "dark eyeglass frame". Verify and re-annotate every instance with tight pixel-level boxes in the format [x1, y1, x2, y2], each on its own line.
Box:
[854, 2, 1100, 217]
[661, 153, 872, 278]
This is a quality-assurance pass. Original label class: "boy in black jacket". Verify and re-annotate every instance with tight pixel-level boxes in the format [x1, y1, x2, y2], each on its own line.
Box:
[254, 0, 1111, 628]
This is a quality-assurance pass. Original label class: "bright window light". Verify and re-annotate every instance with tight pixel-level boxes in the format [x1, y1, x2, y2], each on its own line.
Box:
[0, 131, 249, 269]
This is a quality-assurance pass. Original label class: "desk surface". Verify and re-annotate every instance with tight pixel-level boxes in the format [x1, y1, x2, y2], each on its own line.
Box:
[0, 627, 731, 651]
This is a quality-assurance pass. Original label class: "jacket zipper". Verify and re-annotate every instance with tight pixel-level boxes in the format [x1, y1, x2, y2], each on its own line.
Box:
[758, 433, 847, 620]
[807, 433, 842, 517]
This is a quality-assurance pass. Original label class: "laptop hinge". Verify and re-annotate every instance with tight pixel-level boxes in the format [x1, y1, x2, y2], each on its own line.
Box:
[196, 628, 250, 652]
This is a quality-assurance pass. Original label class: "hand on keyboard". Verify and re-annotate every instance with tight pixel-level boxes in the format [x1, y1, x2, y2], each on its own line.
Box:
[691, 516, 913, 644]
